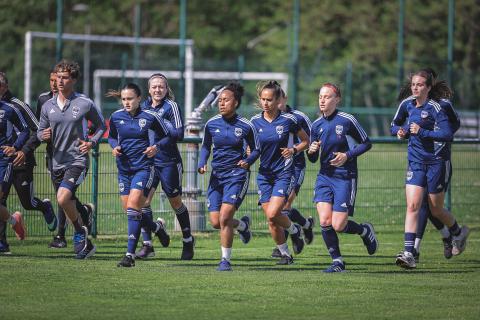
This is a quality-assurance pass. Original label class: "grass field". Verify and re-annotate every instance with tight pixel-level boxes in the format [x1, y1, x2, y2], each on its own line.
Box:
[1, 225, 479, 320]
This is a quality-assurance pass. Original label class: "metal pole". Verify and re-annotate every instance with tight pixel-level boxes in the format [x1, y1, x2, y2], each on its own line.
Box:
[121, 53, 128, 87]
[238, 54, 245, 84]
[289, 0, 300, 107]
[178, 0, 187, 110]
[345, 62, 353, 112]
[24, 31, 32, 105]
[446, 0, 455, 211]
[83, 23, 91, 96]
[133, 3, 141, 83]
[397, 0, 405, 93]
[91, 144, 99, 238]
[56, 0, 64, 61]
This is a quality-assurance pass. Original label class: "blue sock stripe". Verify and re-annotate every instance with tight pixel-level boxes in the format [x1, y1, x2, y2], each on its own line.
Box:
[141, 206, 153, 215]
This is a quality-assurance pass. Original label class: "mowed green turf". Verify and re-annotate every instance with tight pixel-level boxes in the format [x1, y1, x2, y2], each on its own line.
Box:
[1, 225, 479, 320]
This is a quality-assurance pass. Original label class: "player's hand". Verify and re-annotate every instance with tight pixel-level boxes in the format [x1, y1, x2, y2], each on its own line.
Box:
[1, 146, 16, 157]
[13, 150, 26, 166]
[198, 165, 207, 174]
[143, 145, 158, 158]
[397, 127, 407, 140]
[308, 140, 321, 154]
[112, 146, 122, 157]
[245, 146, 251, 157]
[78, 139, 93, 154]
[330, 152, 347, 167]
[237, 160, 250, 170]
[41, 127, 52, 141]
[280, 147, 294, 159]
[409, 122, 420, 135]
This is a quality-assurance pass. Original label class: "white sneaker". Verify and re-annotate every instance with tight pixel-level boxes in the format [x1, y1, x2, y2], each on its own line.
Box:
[395, 251, 416, 269]
[452, 225, 470, 256]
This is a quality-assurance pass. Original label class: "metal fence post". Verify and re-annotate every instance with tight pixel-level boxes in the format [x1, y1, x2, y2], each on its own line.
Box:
[91, 143, 100, 237]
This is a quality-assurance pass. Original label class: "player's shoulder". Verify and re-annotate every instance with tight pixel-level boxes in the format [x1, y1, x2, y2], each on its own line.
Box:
[205, 114, 222, 126]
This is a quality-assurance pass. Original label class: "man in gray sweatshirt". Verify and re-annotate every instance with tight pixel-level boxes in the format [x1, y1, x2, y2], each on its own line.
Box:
[38, 60, 106, 259]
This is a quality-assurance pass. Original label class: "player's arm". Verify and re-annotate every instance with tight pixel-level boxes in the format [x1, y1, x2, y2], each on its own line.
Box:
[166, 102, 184, 142]
[15, 102, 41, 156]
[307, 122, 320, 163]
[442, 100, 461, 134]
[86, 102, 107, 147]
[345, 118, 372, 159]
[10, 106, 30, 151]
[197, 123, 212, 174]
[390, 102, 408, 136]
[243, 122, 261, 166]
[413, 110, 453, 142]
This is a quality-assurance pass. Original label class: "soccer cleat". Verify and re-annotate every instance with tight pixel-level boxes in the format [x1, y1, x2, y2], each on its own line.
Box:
[452, 225, 470, 256]
[75, 239, 96, 259]
[361, 222, 378, 255]
[238, 215, 252, 244]
[271, 247, 282, 258]
[155, 218, 170, 248]
[181, 236, 195, 260]
[290, 224, 305, 255]
[276, 254, 294, 265]
[413, 249, 420, 263]
[117, 255, 135, 267]
[303, 216, 315, 245]
[0, 241, 11, 255]
[73, 226, 88, 254]
[42, 199, 57, 232]
[49, 235, 67, 248]
[83, 203, 95, 233]
[11, 212, 26, 240]
[216, 259, 232, 271]
[135, 243, 155, 259]
[323, 260, 346, 273]
[395, 251, 416, 269]
[442, 236, 453, 259]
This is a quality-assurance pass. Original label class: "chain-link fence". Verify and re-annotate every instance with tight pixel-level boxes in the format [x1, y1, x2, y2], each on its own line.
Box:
[5, 139, 480, 238]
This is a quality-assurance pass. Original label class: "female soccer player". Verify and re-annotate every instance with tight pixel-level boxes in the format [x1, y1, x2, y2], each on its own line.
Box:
[137, 73, 194, 261]
[308, 83, 377, 273]
[396, 68, 460, 262]
[250, 80, 309, 265]
[0, 100, 29, 248]
[391, 70, 469, 269]
[108, 83, 175, 268]
[198, 82, 260, 271]
[271, 89, 314, 259]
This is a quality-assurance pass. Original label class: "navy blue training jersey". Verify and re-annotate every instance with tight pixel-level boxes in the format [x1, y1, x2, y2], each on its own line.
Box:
[286, 106, 312, 168]
[251, 111, 300, 175]
[198, 114, 260, 172]
[142, 98, 184, 167]
[108, 108, 170, 172]
[0, 101, 29, 163]
[391, 98, 453, 164]
[308, 110, 371, 179]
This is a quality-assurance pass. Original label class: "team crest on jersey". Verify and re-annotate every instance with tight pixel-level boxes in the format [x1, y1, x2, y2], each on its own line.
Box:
[335, 125, 343, 135]
[276, 125, 284, 136]
[406, 170, 413, 181]
[72, 105, 80, 118]
[421, 111, 429, 119]
[138, 118, 147, 128]
[119, 182, 125, 192]
[234, 127, 243, 137]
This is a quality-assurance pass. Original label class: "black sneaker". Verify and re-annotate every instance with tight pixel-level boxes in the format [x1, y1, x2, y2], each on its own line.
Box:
[290, 224, 305, 255]
[271, 247, 282, 258]
[155, 218, 170, 248]
[276, 254, 294, 265]
[135, 244, 155, 259]
[303, 217, 315, 245]
[360, 222, 378, 255]
[413, 248, 420, 263]
[0, 241, 11, 255]
[238, 215, 252, 244]
[42, 199, 57, 232]
[443, 236, 453, 259]
[49, 235, 67, 248]
[117, 255, 135, 267]
[75, 238, 96, 259]
[83, 203, 95, 233]
[181, 236, 195, 260]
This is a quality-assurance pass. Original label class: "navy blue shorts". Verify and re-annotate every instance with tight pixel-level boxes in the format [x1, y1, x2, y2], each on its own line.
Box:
[313, 174, 357, 216]
[118, 166, 155, 197]
[0, 162, 13, 196]
[405, 160, 451, 194]
[151, 163, 183, 198]
[292, 165, 306, 195]
[257, 169, 295, 204]
[207, 168, 250, 212]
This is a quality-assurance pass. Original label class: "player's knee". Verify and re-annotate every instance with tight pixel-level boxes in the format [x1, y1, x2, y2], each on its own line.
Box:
[209, 215, 220, 229]
[319, 216, 332, 226]
[219, 214, 233, 228]
[332, 220, 346, 232]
